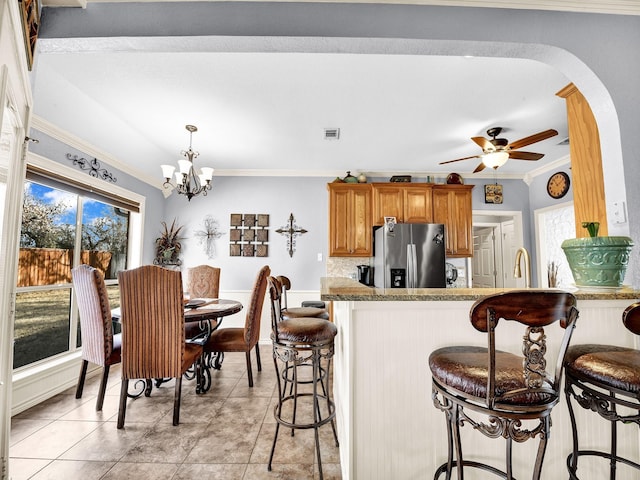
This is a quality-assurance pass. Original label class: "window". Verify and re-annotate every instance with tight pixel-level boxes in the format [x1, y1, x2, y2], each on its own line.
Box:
[14, 169, 138, 369]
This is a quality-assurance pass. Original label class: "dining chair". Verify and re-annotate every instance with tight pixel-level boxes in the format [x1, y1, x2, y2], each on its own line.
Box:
[186, 264, 220, 298]
[71, 264, 121, 411]
[116, 265, 203, 428]
[204, 265, 270, 387]
[184, 265, 221, 339]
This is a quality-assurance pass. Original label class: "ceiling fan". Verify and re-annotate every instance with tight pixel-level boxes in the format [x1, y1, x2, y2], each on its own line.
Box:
[440, 127, 559, 173]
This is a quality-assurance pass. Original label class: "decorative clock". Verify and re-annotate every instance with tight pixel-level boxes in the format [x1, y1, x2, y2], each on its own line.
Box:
[546, 171, 570, 199]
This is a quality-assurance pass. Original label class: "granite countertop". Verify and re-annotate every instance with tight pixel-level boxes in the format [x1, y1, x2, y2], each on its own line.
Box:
[320, 277, 640, 302]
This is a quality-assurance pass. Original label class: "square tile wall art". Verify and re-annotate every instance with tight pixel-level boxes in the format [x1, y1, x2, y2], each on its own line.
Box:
[230, 214, 269, 257]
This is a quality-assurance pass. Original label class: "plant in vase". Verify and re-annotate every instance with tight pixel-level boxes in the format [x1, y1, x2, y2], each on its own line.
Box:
[154, 219, 184, 266]
[561, 222, 633, 289]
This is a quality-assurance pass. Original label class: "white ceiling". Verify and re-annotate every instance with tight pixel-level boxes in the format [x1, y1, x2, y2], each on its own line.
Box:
[33, 43, 572, 183]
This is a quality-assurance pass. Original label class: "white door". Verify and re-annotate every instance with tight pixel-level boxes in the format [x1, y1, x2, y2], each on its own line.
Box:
[472, 226, 497, 287]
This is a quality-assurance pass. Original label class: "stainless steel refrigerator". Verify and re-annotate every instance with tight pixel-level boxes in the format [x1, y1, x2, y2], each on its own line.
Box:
[373, 223, 446, 288]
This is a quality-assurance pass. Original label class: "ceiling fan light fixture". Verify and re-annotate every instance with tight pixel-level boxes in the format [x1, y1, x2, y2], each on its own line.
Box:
[482, 151, 509, 169]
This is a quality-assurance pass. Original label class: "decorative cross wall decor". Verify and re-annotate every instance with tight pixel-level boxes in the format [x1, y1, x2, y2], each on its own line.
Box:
[194, 215, 224, 259]
[276, 213, 308, 258]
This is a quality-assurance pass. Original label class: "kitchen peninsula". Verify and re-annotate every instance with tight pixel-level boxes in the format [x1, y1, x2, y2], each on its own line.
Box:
[322, 277, 640, 480]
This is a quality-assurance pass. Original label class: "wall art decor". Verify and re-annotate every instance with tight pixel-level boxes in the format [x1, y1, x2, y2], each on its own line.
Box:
[276, 213, 308, 257]
[229, 213, 269, 257]
[194, 215, 224, 259]
[19, 0, 40, 70]
[67, 154, 117, 183]
[484, 184, 504, 204]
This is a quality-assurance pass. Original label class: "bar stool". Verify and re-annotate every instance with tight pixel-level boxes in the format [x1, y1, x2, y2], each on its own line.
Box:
[277, 275, 329, 320]
[429, 290, 579, 480]
[267, 276, 339, 480]
[564, 302, 640, 479]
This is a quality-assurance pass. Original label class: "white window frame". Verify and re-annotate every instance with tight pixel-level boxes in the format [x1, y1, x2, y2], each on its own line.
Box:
[11, 153, 145, 415]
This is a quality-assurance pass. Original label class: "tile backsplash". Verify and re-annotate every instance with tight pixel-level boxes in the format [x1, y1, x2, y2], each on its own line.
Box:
[326, 257, 370, 279]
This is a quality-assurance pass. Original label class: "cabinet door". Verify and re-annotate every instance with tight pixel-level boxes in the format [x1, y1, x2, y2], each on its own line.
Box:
[350, 187, 373, 256]
[404, 185, 433, 223]
[328, 184, 372, 256]
[329, 186, 353, 256]
[432, 186, 473, 257]
[432, 189, 453, 255]
[372, 185, 404, 225]
[449, 189, 473, 256]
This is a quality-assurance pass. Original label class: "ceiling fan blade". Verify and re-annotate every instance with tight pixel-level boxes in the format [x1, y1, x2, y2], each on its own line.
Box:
[439, 155, 480, 165]
[471, 136, 493, 150]
[507, 129, 558, 150]
[473, 162, 486, 173]
[508, 151, 545, 161]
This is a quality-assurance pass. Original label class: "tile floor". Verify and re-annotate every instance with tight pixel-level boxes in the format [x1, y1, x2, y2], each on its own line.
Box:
[9, 350, 342, 479]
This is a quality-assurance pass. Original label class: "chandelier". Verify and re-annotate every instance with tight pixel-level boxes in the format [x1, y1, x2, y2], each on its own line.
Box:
[160, 125, 214, 201]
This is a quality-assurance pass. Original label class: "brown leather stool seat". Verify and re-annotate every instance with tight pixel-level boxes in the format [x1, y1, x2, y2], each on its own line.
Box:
[267, 276, 339, 480]
[274, 317, 337, 345]
[277, 275, 330, 320]
[564, 302, 640, 479]
[281, 306, 330, 320]
[429, 290, 579, 480]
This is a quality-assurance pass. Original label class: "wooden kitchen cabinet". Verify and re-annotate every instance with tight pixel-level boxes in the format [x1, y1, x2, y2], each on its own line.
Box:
[372, 183, 433, 225]
[328, 183, 373, 256]
[432, 185, 474, 257]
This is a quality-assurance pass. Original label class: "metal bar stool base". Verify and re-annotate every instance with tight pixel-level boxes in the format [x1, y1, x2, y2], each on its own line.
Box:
[268, 341, 339, 480]
[567, 451, 640, 480]
[435, 460, 512, 480]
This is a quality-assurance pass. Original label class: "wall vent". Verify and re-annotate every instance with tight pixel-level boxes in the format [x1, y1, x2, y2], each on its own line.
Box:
[324, 128, 340, 140]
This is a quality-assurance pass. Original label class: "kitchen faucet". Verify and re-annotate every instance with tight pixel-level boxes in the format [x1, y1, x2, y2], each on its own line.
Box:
[514, 247, 532, 288]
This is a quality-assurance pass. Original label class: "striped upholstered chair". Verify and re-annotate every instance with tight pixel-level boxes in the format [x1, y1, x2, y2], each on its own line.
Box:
[116, 265, 203, 428]
[72, 264, 121, 411]
[205, 265, 270, 387]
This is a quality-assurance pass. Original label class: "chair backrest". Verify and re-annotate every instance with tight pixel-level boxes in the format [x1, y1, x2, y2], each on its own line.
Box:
[243, 265, 271, 347]
[118, 265, 185, 379]
[267, 276, 284, 335]
[276, 275, 291, 310]
[623, 302, 640, 335]
[186, 265, 220, 298]
[72, 264, 113, 366]
[470, 290, 579, 407]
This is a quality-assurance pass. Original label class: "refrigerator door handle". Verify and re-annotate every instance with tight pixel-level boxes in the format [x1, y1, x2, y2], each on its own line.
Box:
[407, 244, 417, 288]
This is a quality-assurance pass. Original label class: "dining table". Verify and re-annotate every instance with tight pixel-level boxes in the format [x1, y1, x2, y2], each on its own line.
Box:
[111, 298, 243, 394]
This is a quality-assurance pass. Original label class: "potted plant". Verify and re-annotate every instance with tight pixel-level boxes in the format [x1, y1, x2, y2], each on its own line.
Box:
[561, 222, 633, 289]
[154, 219, 184, 266]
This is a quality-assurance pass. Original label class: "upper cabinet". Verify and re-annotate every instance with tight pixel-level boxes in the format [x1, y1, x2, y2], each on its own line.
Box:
[327, 183, 373, 257]
[432, 185, 474, 257]
[372, 183, 433, 225]
[328, 182, 474, 258]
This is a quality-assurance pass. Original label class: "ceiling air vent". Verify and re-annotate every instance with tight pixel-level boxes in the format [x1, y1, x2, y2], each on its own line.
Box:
[324, 128, 340, 140]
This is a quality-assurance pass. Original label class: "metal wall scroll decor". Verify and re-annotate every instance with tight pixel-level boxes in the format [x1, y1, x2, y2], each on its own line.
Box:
[229, 214, 269, 257]
[194, 215, 224, 259]
[67, 154, 117, 183]
[276, 213, 308, 258]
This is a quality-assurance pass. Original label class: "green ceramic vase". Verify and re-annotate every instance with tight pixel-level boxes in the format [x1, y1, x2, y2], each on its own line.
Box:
[561, 236, 634, 288]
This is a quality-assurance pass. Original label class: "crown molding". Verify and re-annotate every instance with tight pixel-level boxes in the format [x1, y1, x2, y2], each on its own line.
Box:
[41, 0, 640, 16]
[29, 115, 164, 190]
